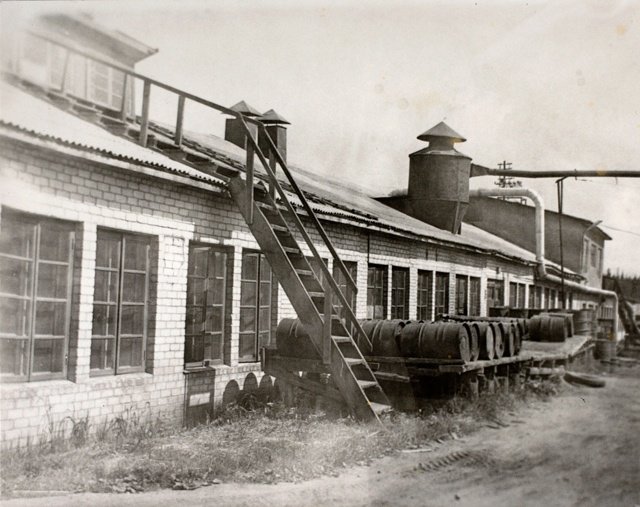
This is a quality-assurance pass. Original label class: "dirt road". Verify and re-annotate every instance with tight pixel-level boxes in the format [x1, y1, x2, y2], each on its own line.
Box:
[5, 366, 639, 507]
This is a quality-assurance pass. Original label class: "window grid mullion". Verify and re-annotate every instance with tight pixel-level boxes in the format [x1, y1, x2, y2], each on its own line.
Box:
[26, 223, 40, 381]
[114, 235, 125, 375]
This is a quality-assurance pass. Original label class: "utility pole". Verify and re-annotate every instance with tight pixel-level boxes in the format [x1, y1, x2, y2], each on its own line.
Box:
[495, 161, 524, 203]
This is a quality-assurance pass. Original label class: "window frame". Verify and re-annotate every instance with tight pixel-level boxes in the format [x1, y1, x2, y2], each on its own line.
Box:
[434, 272, 450, 318]
[469, 277, 481, 316]
[455, 275, 468, 316]
[486, 278, 504, 309]
[184, 244, 230, 368]
[416, 270, 433, 321]
[367, 264, 388, 320]
[90, 229, 151, 377]
[333, 260, 357, 326]
[0, 210, 75, 382]
[391, 267, 410, 320]
[239, 250, 274, 363]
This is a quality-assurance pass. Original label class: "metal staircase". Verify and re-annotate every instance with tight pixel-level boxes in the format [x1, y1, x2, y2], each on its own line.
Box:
[12, 33, 392, 422]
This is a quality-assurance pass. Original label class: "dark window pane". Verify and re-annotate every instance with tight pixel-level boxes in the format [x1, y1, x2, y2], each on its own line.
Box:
[118, 337, 143, 368]
[259, 331, 271, 348]
[1, 297, 31, 338]
[260, 258, 271, 281]
[241, 281, 257, 306]
[259, 281, 271, 305]
[122, 272, 146, 303]
[92, 304, 117, 337]
[207, 333, 223, 362]
[205, 306, 223, 333]
[189, 248, 208, 277]
[185, 334, 203, 363]
[124, 239, 148, 271]
[239, 333, 256, 360]
[185, 307, 204, 335]
[210, 278, 225, 305]
[0, 257, 32, 297]
[0, 338, 28, 376]
[120, 305, 145, 335]
[212, 251, 227, 277]
[187, 278, 206, 306]
[32, 338, 64, 373]
[94, 270, 119, 303]
[39, 227, 70, 262]
[0, 218, 35, 258]
[96, 236, 121, 269]
[240, 308, 256, 333]
[259, 307, 270, 333]
[242, 254, 258, 281]
[90, 337, 115, 370]
[37, 263, 68, 299]
[35, 301, 66, 336]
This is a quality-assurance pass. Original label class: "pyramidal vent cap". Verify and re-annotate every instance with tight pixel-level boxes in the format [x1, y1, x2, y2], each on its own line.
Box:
[260, 109, 290, 125]
[417, 121, 466, 143]
[230, 100, 262, 117]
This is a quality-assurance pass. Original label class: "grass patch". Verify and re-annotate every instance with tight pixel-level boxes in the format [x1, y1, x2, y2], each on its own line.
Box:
[1, 378, 561, 496]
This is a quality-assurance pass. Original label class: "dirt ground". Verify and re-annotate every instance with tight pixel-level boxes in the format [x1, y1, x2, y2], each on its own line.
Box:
[4, 364, 639, 507]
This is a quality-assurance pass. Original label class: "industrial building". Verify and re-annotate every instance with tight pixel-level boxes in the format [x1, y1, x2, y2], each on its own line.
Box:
[0, 14, 619, 446]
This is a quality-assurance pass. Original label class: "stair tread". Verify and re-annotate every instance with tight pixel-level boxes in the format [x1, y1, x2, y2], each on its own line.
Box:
[332, 336, 352, 343]
[271, 224, 289, 233]
[369, 402, 393, 415]
[308, 291, 325, 298]
[296, 269, 315, 277]
[357, 380, 378, 389]
[282, 246, 301, 254]
[345, 358, 365, 365]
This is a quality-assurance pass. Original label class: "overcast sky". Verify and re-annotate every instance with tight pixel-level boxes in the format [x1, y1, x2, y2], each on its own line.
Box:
[4, 0, 639, 275]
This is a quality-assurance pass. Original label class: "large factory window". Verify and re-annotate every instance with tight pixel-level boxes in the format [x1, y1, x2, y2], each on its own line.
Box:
[1, 210, 75, 382]
[391, 267, 410, 319]
[91, 229, 152, 376]
[469, 277, 481, 316]
[434, 272, 450, 318]
[416, 270, 433, 321]
[239, 251, 274, 363]
[486, 279, 504, 309]
[184, 245, 230, 367]
[455, 275, 468, 316]
[367, 264, 387, 319]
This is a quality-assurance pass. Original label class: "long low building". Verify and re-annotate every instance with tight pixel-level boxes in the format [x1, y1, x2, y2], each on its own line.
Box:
[0, 14, 617, 445]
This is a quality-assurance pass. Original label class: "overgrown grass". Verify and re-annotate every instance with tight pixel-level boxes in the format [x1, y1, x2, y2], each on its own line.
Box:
[1, 378, 561, 496]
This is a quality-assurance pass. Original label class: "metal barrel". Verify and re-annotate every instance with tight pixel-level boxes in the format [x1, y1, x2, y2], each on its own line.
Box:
[594, 332, 614, 360]
[275, 318, 319, 358]
[501, 322, 516, 357]
[491, 322, 505, 359]
[548, 312, 574, 337]
[474, 321, 495, 360]
[529, 314, 568, 343]
[573, 309, 594, 337]
[468, 323, 480, 362]
[359, 319, 405, 357]
[399, 322, 472, 362]
[506, 322, 522, 356]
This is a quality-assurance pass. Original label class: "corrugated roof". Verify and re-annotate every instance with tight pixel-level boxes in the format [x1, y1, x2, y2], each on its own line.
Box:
[0, 80, 225, 187]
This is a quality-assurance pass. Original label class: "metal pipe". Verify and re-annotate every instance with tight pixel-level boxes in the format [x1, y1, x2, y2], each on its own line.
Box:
[471, 164, 640, 179]
[469, 187, 619, 335]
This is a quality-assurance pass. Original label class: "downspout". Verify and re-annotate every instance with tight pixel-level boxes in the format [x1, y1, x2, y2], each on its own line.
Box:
[469, 187, 619, 337]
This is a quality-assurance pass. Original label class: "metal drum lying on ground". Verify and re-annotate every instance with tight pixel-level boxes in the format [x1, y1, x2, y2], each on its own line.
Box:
[548, 312, 574, 337]
[473, 321, 495, 360]
[468, 323, 480, 362]
[399, 322, 472, 362]
[505, 322, 522, 356]
[276, 318, 319, 359]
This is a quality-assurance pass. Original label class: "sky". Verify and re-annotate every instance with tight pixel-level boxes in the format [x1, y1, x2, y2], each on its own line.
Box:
[2, 0, 639, 275]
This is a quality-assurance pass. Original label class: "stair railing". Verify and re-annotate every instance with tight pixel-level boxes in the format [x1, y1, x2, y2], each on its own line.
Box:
[21, 31, 371, 352]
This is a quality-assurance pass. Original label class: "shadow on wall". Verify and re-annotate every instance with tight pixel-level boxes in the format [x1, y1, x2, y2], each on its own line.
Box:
[185, 372, 275, 427]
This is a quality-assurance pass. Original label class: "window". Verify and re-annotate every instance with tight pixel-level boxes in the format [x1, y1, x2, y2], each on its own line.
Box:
[582, 238, 589, 270]
[469, 277, 481, 316]
[486, 279, 504, 308]
[1, 211, 75, 381]
[91, 230, 151, 375]
[184, 245, 229, 367]
[455, 275, 468, 316]
[434, 272, 449, 317]
[333, 260, 357, 324]
[544, 288, 551, 309]
[239, 252, 274, 362]
[590, 243, 598, 268]
[550, 289, 557, 309]
[518, 284, 526, 309]
[509, 282, 518, 308]
[416, 270, 433, 321]
[528, 285, 535, 309]
[535, 286, 542, 309]
[89, 61, 126, 110]
[367, 265, 387, 319]
[391, 267, 409, 319]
